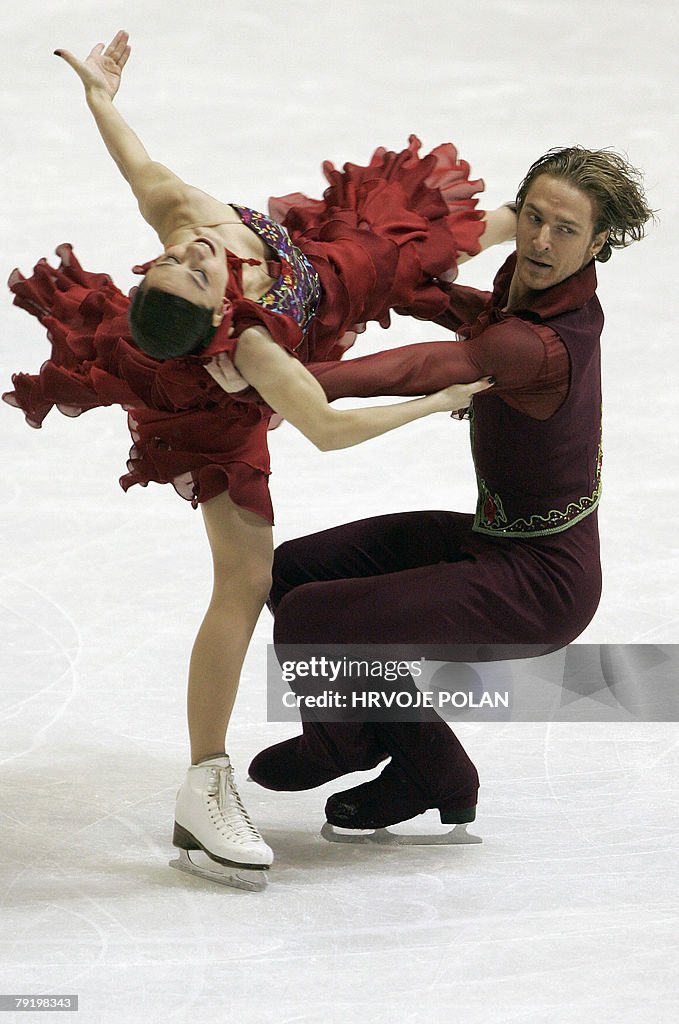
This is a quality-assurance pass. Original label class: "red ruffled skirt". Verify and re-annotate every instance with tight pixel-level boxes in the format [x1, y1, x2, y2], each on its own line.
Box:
[5, 136, 484, 521]
[273, 134, 484, 361]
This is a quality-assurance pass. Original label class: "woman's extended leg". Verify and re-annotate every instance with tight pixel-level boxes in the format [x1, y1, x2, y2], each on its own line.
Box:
[188, 489, 274, 763]
[172, 489, 275, 884]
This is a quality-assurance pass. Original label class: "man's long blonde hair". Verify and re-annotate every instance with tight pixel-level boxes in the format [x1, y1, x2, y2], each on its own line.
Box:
[516, 147, 655, 262]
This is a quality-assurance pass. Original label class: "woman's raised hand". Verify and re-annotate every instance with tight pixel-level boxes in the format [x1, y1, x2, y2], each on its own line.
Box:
[55, 30, 131, 100]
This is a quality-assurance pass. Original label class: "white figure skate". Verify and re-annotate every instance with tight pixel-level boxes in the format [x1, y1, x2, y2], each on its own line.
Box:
[170, 755, 273, 891]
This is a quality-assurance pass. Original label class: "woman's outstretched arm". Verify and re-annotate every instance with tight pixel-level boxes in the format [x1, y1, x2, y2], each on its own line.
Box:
[55, 34, 177, 219]
[207, 328, 493, 450]
[54, 31, 226, 240]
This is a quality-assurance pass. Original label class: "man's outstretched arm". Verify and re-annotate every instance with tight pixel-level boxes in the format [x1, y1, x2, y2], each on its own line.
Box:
[305, 314, 549, 404]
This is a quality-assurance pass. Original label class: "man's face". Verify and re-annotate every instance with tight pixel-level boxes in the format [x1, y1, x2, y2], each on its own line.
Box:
[511, 175, 608, 302]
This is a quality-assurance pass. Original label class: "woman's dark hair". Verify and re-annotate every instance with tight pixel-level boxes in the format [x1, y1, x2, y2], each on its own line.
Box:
[515, 147, 655, 262]
[128, 283, 217, 359]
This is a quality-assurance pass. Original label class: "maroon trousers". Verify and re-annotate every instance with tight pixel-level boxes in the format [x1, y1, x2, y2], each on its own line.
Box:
[271, 509, 601, 645]
[260, 509, 601, 804]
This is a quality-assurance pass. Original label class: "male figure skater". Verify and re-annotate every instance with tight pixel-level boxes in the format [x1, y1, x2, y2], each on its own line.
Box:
[249, 147, 653, 838]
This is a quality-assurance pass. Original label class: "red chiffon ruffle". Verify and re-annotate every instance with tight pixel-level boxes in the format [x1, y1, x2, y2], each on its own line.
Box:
[4, 136, 484, 520]
[5, 245, 276, 515]
[270, 134, 484, 361]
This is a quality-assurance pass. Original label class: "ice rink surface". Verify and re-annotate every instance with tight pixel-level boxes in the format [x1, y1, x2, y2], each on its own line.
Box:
[1, 2, 677, 1022]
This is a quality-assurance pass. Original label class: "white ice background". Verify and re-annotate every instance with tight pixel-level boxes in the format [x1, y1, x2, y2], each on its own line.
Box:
[0, 2, 677, 1023]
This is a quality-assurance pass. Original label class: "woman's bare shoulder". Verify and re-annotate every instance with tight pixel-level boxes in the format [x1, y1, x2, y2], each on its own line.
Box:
[143, 177, 241, 243]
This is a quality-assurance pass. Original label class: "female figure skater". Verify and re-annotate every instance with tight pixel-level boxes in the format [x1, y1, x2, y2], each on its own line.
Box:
[5, 32, 514, 888]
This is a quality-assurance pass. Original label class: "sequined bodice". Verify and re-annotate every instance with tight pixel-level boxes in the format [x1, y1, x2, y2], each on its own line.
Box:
[231, 204, 321, 334]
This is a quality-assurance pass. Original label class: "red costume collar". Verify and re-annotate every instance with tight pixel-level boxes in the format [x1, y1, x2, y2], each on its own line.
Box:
[491, 252, 598, 320]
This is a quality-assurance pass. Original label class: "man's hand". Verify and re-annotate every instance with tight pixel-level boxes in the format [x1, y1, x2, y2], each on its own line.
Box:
[55, 29, 131, 100]
[205, 353, 252, 394]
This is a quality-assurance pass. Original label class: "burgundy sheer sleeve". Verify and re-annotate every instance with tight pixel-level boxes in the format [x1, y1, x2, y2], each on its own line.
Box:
[307, 342, 481, 401]
[306, 319, 547, 400]
[428, 282, 492, 333]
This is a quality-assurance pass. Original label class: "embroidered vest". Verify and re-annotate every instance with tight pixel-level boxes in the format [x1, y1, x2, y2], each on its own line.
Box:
[471, 294, 604, 538]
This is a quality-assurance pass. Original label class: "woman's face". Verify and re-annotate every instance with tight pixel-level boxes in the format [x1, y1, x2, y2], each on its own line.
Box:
[144, 234, 229, 322]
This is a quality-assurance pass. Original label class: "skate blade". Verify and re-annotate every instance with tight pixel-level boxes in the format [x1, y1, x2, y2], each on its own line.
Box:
[169, 849, 268, 891]
[321, 822, 482, 846]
